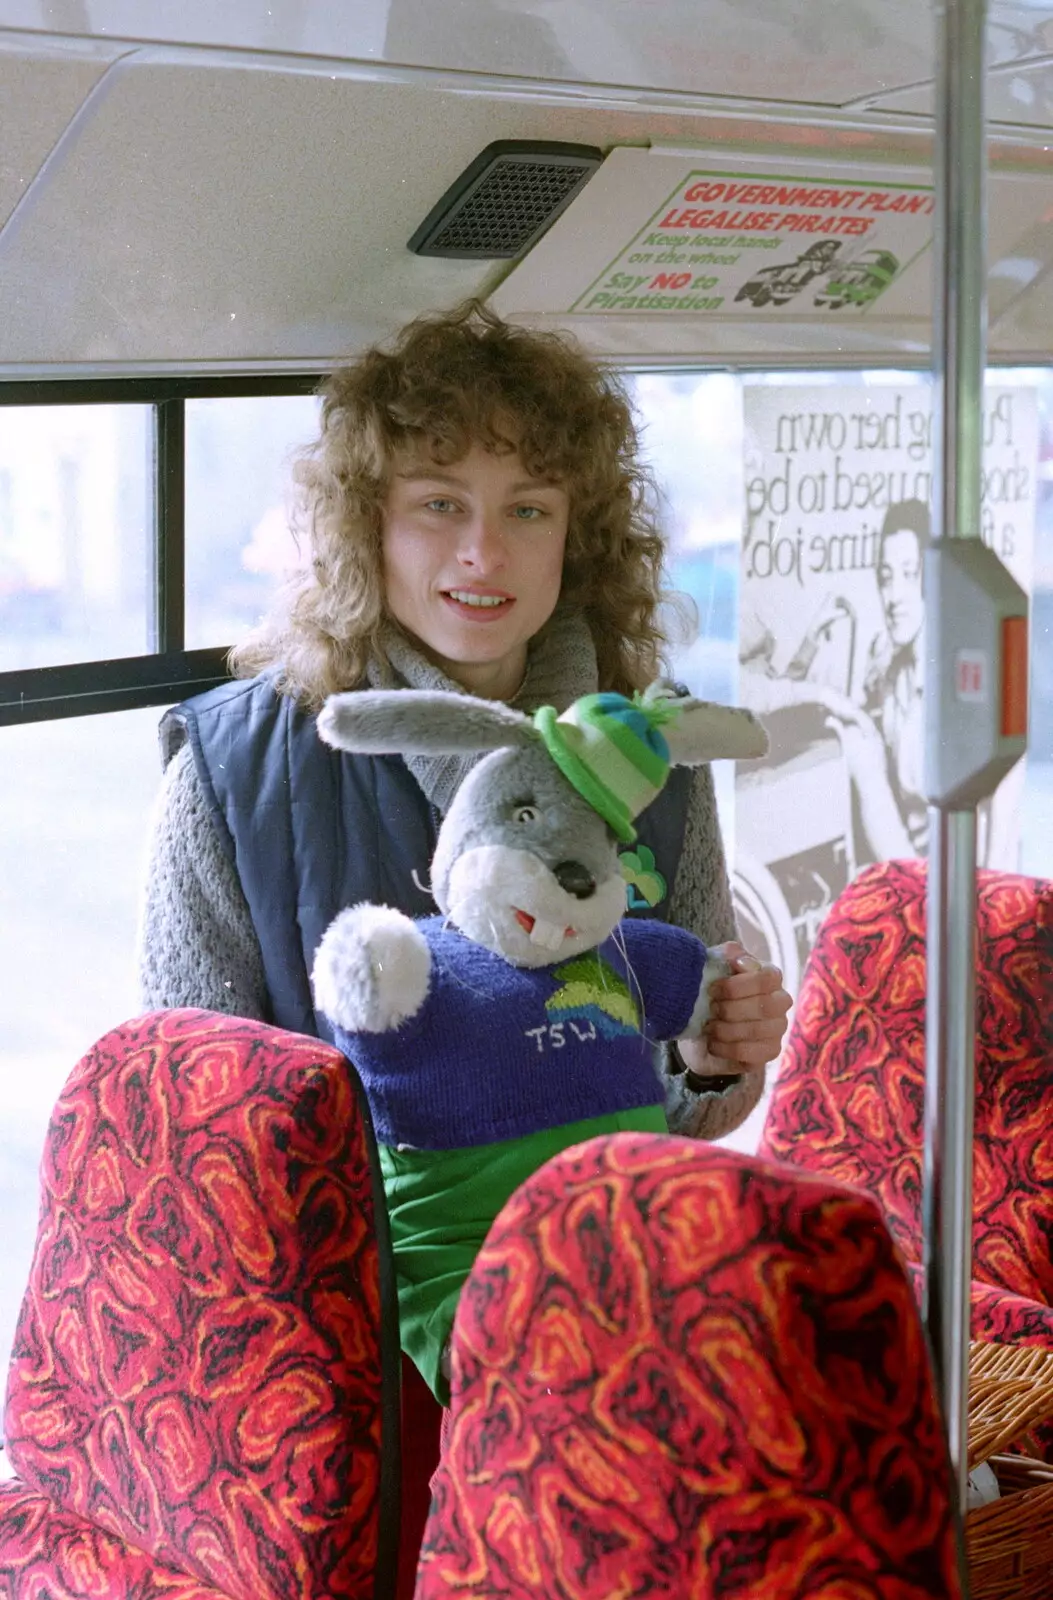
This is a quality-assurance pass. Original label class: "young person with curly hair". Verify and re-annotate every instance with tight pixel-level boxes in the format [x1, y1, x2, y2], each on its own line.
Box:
[138, 302, 790, 1142]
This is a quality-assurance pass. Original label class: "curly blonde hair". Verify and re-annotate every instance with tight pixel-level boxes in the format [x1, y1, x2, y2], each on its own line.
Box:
[230, 301, 674, 705]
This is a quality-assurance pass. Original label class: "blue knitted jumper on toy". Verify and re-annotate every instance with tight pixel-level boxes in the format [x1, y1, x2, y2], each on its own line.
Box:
[335, 915, 707, 1149]
[331, 914, 708, 1399]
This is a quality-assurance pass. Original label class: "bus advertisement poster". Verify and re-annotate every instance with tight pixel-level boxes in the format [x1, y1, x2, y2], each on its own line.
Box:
[733, 381, 1037, 986]
[572, 170, 933, 317]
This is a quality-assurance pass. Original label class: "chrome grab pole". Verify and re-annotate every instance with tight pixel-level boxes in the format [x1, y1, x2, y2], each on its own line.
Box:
[924, 0, 987, 1542]
[924, 807, 977, 1508]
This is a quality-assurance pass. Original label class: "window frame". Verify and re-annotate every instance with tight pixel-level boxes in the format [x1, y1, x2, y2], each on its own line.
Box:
[0, 375, 322, 726]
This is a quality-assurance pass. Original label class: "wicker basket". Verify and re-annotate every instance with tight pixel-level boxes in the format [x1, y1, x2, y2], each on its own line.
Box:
[966, 1341, 1053, 1600]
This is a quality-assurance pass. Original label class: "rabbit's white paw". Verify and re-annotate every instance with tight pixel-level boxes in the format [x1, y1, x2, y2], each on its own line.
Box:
[681, 948, 735, 1039]
[313, 906, 431, 1033]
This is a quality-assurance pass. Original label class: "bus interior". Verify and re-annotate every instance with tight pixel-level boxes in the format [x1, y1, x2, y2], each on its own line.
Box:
[1, 3, 1052, 1595]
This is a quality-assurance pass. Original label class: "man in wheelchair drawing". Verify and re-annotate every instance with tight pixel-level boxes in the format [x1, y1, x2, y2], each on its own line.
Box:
[734, 500, 928, 986]
[733, 240, 844, 309]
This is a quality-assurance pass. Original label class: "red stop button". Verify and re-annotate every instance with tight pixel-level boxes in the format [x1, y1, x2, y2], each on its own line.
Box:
[1001, 615, 1028, 739]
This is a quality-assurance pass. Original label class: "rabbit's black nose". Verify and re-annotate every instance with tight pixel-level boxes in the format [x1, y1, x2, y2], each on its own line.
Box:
[554, 861, 596, 899]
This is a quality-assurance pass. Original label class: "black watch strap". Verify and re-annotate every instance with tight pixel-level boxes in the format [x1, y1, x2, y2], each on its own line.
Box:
[684, 1067, 745, 1095]
[668, 1041, 744, 1096]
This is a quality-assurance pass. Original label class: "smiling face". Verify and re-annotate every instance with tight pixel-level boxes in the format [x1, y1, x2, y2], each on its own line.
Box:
[877, 525, 925, 648]
[381, 442, 569, 701]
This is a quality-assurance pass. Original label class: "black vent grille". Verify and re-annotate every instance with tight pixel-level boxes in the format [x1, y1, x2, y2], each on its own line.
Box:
[408, 141, 602, 260]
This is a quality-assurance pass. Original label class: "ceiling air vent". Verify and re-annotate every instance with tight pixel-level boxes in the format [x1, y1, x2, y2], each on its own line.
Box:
[407, 141, 603, 259]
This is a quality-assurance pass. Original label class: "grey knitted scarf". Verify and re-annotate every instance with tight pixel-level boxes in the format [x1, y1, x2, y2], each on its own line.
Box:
[365, 605, 599, 815]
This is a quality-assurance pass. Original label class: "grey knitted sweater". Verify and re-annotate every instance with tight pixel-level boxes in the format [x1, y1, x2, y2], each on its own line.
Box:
[138, 612, 763, 1142]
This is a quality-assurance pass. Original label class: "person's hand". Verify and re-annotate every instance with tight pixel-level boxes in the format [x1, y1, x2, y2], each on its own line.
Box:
[824, 705, 885, 775]
[808, 681, 866, 723]
[799, 592, 852, 650]
[703, 940, 792, 1069]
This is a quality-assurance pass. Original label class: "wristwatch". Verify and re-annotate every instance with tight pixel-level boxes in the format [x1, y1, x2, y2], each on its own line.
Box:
[668, 1040, 743, 1097]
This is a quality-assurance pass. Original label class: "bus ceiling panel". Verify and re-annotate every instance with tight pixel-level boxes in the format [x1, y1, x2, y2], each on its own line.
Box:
[987, 258, 1053, 359]
[0, 0, 937, 105]
[0, 0, 392, 62]
[1, 53, 1050, 371]
[0, 53, 955, 371]
[4, 1, 1053, 111]
[0, 63, 513, 367]
[490, 144, 1053, 363]
[0, 40, 124, 238]
[862, 52, 1053, 128]
[316, 0, 940, 107]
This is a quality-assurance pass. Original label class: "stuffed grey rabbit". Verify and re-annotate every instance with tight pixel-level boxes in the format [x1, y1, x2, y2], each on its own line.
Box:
[311, 681, 767, 1400]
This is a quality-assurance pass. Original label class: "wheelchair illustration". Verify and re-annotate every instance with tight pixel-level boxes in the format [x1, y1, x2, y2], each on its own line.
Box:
[733, 702, 858, 997]
[733, 241, 844, 309]
[732, 597, 862, 991]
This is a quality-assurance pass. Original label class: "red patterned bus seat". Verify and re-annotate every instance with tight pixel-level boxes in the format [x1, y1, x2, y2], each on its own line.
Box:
[760, 859, 1053, 1351]
[417, 1133, 962, 1600]
[0, 1009, 400, 1600]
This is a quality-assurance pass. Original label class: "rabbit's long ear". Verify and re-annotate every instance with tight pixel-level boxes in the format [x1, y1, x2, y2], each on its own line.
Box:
[317, 690, 540, 756]
[663, 699, 769, 766]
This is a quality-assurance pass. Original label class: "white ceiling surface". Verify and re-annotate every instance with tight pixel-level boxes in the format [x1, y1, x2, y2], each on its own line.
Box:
[0, 2, 1052, 370]
[5, 1, 1053, 102]
[0, 41, 118, 236]
[0, 58, 490, 365]
[877, 53, 1053, 125]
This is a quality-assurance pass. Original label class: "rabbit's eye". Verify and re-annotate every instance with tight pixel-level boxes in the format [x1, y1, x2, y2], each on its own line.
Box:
[513, 804, 541, 825]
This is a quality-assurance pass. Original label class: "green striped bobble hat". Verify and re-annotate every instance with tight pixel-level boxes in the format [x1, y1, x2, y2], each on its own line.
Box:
[533, 685, 684, 843]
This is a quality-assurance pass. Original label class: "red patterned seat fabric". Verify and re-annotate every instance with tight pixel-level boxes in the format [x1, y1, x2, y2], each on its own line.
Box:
[0, 1483, 233, 1598]
[418, 1133, 961, 1600]
[760, 860, 1053, 1320]
[1, 1009, 397, 1600]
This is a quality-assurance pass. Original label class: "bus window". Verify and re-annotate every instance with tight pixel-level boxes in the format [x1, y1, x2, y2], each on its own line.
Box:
[0, 389, 321, 1398]
[185, 395, 319, 649]
[630, 365, 1053, 1149]
[0, 406, 151, 671]
[0, 706, 165, 1395]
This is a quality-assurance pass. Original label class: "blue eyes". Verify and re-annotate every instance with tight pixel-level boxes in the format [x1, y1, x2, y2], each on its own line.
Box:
[422, 499, 545, 520]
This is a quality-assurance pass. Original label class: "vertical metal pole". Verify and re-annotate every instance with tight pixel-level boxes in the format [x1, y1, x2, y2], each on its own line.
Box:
[924, 809, 977, 1503]
[924, 0, 987, 1550]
